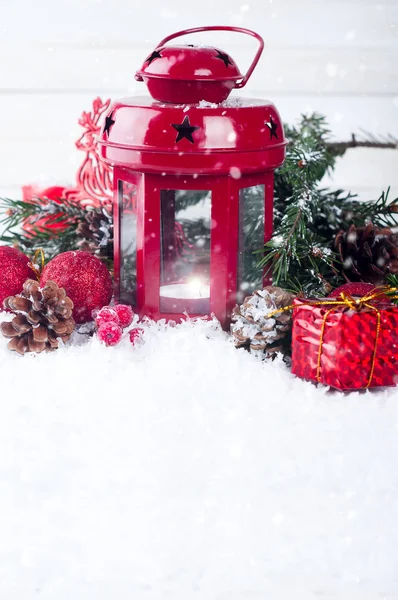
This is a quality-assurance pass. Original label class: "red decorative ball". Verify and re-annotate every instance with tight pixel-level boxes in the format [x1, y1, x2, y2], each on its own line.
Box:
[114, 304, 134, 328]
[0, 246, 36, 309]
[329, 282, 379, 299]
[97, 322, 123, 346]
[94, 306, 120, 328]
[129, 327, 144, 346]
[40, 251, 113, 323]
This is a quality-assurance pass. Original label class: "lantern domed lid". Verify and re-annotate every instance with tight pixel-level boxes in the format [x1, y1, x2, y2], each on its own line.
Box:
[135, 26, 264, 104]
[136, 44, 242, 83]
[98, 96, 287, 177]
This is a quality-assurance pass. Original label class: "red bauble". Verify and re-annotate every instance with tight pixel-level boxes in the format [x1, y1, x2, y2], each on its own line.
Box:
[40, 251, 113, 323]
[329, 282, 391, 304]
[329, 282, 377, 299]
[0, 247, 36, 309]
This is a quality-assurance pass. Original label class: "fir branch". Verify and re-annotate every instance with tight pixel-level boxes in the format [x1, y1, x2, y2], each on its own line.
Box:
[270, 113, 397, 294]
[342, 187, 398, 229]
[0, 195, 113, 263]
[0, 195, 87, 231]
[327, 133, 398, 154]
[386, 274, 398, 301]
[261, 115, 340, 294]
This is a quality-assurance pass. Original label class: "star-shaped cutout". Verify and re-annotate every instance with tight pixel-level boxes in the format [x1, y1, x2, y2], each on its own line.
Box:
[265, 116, 278, 140]
[214, 49, 233, 68]
[171, 116, 200, 144]
[145, 49, 162, 65]
[103, 112, 115, 137]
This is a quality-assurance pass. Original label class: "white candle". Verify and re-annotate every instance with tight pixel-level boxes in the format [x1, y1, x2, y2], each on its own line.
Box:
[159, 280, 210, 315]
[160, 282, 210, 300]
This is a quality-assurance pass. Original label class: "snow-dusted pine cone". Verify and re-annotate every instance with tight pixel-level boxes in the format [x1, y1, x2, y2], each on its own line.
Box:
[231, 286, 295, 357]
[1, 279, 75, 355]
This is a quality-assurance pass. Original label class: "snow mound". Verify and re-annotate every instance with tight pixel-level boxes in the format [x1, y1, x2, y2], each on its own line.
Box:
[0, 313, 398, 599]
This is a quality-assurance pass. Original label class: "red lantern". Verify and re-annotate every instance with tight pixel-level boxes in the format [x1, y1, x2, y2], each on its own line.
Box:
[98, 26, 286, 328]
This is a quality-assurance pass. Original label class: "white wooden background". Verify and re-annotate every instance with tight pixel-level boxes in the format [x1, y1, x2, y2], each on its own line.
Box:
[0, 0, 397, 202]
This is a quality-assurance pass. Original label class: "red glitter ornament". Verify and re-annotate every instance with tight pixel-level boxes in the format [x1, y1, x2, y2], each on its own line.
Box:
[329, 282, 377, 298]
[40, 251, 113, 324]
[329, 282, 392, 305]
[0, 246, 36, 309]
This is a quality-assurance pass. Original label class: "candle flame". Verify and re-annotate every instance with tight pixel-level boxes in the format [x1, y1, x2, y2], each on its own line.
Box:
[188, 278, 208, 298]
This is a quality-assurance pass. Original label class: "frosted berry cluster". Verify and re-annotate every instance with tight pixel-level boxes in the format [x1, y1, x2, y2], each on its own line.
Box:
[93, 304, 143, 347]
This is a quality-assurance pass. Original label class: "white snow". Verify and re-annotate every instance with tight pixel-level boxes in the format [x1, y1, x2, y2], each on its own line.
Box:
[0, 313, 398, 599]
[229, 166, 242, 179]
[198, 100, 219, 109]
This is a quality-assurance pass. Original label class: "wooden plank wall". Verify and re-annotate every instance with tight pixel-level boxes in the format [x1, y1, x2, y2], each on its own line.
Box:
[1, 0, 397, 201]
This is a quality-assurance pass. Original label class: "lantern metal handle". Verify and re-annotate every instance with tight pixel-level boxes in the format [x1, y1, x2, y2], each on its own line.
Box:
[143, 26, 264, 90]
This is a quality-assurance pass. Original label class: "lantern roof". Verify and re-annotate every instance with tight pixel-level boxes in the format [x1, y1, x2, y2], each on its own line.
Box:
[98, 96, 286, 176]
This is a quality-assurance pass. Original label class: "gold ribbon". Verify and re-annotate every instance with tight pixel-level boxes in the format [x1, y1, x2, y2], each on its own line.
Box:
[266, 286, 398, 389]
[28, 248, 45, 281]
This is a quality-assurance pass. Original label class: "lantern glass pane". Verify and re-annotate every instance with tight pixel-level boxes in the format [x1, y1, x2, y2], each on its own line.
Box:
[118, 180, 137, 305]
[238, 184, 265, 303]
[160, 189, 211, 315]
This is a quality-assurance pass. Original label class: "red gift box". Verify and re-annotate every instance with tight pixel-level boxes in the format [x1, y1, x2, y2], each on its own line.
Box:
[292, 297, 398, 390]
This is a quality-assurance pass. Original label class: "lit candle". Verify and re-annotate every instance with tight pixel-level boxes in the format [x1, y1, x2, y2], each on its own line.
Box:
[159, 279, 210, 315]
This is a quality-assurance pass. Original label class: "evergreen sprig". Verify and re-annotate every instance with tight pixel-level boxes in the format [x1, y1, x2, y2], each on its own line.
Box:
[261, 114, 341, 295]
[343, 187, 398, 229]
[386, 273, 398, 299]
[265, 113, 398, 296]
[0, 196, 112, 263]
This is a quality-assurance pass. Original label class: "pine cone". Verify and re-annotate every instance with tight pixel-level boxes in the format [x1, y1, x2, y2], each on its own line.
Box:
[76, 238, 98, 254]
[76, 207, 113, 257]
[334, 223, 398, 285]
[1, 279, 75, 355]
[231, 286, 295, 357]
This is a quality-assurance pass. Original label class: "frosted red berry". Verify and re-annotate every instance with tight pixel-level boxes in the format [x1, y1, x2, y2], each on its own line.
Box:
[94, 306, 120, 328]
[114, 304, 134, 328]
[129, 327, 144, 346]
[97, 322, 123, 346]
